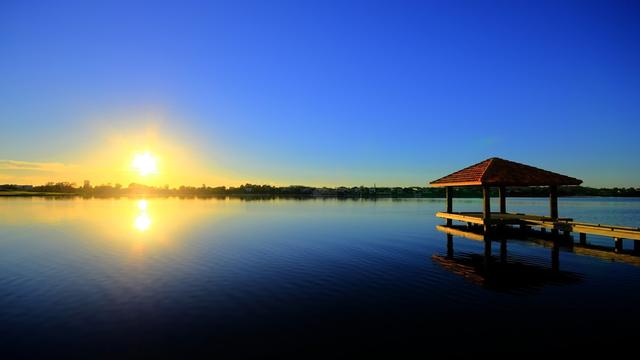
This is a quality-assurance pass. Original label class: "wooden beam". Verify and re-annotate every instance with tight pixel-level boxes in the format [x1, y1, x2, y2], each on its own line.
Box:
[436, 212, 485, 225]
[430, 181, 483, 187]
[569, 224, 640, 241]
[499, 186, 506, 214]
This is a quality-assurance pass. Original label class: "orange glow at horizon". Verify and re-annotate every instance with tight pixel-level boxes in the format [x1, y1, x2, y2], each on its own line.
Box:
[0, 119, 239, 187]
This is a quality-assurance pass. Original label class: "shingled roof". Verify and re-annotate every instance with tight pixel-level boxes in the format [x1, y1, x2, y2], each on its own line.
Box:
[430, 157, 582, 187]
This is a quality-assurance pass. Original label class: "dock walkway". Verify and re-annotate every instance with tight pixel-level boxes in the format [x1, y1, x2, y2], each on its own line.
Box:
[436, 211, 640, 249]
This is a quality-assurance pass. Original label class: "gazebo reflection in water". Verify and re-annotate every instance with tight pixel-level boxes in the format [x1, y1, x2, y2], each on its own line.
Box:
[432, 225, 583, 292]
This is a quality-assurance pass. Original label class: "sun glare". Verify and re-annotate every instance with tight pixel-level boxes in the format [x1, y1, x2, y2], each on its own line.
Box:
[132, 152, 158, 176]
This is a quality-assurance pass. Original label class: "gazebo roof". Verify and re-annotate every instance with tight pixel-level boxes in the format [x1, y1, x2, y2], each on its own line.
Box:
[430, 157, 582, 187]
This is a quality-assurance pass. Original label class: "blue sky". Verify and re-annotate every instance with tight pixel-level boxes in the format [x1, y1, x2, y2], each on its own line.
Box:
[1, 0, 639, 187]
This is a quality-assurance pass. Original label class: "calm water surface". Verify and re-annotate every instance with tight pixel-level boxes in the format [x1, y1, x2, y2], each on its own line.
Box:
[1, 197, 639, 356]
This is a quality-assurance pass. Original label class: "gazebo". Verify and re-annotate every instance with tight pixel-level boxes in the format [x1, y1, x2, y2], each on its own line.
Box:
[429, 157, 582, 233]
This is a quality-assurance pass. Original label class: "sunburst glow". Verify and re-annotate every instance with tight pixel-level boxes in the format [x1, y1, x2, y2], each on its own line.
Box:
[132, 152, 158, 176]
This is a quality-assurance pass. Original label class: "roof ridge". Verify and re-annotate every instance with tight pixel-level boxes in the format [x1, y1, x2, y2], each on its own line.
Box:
[479, 157, 496, 182]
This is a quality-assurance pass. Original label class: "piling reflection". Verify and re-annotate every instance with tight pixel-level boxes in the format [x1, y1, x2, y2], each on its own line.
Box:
[434, 225, 582, 292]
[437, 223, 640, 268]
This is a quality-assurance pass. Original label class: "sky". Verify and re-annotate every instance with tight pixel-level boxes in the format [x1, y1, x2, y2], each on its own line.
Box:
[0, 0, 639, 187]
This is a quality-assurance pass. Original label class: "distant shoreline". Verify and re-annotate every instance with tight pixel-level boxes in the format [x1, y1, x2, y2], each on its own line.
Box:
[2, 183, 639, 198]
[1, 192, 639, 199]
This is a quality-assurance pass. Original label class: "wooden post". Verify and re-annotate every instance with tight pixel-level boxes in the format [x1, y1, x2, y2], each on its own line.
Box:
[549, 185, 559, 236]
[549, 185, 558, 220]
[483, 186, 491, 234]
[499, 186, 506, 214]
[579, 233, 587, 245]
[445, 186, 453, 226]
[614, 238, 623, 253]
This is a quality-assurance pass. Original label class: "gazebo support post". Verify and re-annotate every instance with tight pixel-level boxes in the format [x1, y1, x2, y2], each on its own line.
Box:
[499, 186, 506, 214]
[549, 185, 559, 236]
[483, 186, 491, 234]
[445, 186, 453, 226]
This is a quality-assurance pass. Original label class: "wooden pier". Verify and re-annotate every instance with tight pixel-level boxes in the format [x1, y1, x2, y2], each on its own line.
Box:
[436, 211, 640, 243]
[429, 157, 640, 250]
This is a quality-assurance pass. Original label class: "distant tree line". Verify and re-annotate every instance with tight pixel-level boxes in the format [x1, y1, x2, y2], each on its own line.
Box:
[1, 182, 640, 197]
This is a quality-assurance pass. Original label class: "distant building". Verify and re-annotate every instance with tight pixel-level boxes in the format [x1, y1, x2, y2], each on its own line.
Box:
[83, 180, 91, 189]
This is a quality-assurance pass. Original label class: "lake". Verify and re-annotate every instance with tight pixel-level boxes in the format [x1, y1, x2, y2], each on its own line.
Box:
[1, 197, 639, 356]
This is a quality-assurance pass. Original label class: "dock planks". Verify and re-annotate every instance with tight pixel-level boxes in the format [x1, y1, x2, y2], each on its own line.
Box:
[436, 211, 640, 241]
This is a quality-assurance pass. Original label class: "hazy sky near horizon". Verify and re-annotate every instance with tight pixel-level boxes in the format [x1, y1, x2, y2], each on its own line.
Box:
[1, 0, 639, 187]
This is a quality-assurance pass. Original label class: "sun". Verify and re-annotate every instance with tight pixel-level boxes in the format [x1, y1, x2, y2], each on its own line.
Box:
[132, 152, 158, 176]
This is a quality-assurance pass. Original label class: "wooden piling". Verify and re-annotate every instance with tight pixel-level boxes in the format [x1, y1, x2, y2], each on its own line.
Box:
[579, 233, 587, 245]
[614, 237, 623, 253]
[445, 187, 453, 226]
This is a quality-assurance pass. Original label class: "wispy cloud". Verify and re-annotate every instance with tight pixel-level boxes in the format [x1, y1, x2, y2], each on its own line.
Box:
[0, 160, 77, 172]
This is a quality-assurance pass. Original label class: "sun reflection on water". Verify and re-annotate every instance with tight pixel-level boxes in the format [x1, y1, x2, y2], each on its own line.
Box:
[137, 199, 148, 211]
[134, 199, 152, 232]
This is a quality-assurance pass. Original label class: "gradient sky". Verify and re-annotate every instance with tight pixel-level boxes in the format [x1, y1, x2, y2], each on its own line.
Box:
[1, 0, 639, 187]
